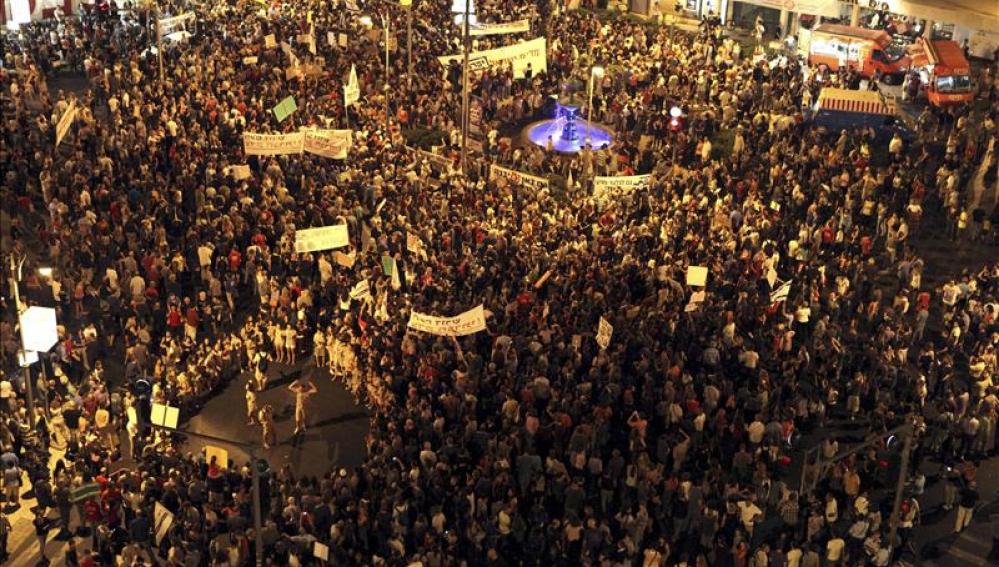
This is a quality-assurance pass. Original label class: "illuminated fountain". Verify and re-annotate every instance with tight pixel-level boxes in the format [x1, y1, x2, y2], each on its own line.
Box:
[525, 101, 614, 154]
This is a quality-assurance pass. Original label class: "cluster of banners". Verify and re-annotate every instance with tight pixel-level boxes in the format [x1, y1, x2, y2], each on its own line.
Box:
[294, 224, 350, 253]
[408, 305, 487, 336]
[157, 12, 195, 36]
[469, 19, 530, 36]
[55, 100, 77, 147]
[489, 164, 549, 192]
[438, 37, 546, 79]
[593, 174, 652, 202]
[243, 129, 352, 159]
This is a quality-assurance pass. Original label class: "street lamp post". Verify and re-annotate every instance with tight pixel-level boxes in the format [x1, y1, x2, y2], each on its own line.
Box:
[460, 0, 471, 174]
[7, 256, 37, 426]
[382, 13, 391, 129]
[586, 66, 604, 146]
[669, 105, 683, 176]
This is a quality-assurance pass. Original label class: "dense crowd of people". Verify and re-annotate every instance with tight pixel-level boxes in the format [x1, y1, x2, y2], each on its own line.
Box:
[1, 0, 999, 565]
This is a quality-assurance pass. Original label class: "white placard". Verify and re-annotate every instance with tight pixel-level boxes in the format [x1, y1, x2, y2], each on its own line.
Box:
[157, 12, 195, 36]
[344, 64, 360, 107]
[295, 224, 350, 253]
[265, 34, 277, 49]
[349, 279, 371, 301]
[230, 164, 252, 180]
[19, 306, 58, 353]
[685, 266, 708, 287]
[55, 100, 77, 147]
[150, 402, 180, 428]
[314, 542, 329, 562]
[408, 305, 487, 336]
[242, 56, 258, 64]
[154, 502, 174, 546]
[437, 37, 547, 79]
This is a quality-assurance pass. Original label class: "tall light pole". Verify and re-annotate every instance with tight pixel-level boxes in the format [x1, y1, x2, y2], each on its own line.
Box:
[455, 0, 472, 174]
[586, 65, 604, 146]
[8, 256, 36, 425]
[155, 1, 164, 81]
[400, 0, 413, 85]
[382, 13, 390, 129]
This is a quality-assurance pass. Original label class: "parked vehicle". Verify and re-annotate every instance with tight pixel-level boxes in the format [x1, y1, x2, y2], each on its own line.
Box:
[804, 24, 909, 84]
[908, 37, 974, 107]
[811, 87, 913, 142]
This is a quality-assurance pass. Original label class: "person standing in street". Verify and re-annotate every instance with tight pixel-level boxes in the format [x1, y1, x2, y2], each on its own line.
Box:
[0, 512, 10, 561]
[288, 377, 318, 436]
[956, 480, 979, 533]
[33, 508, 51, 565]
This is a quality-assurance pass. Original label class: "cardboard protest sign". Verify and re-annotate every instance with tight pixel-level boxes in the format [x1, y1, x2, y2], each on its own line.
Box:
[295, 224, 350, 253]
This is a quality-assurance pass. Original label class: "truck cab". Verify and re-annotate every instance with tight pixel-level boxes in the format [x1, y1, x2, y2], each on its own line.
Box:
[908, 38, 974, 107]
[806, 24, 909, 84]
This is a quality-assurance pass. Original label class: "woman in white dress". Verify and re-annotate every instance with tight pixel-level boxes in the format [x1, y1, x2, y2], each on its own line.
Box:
[284, 323, 297, 366]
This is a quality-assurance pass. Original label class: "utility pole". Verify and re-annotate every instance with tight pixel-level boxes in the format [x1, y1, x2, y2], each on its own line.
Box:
[383, 13, 390, 129]
[460, 0, 470, 174]
[406, 2, 414, 85]
[8, 256, 36, 427]
[887, 422, 914, 553]
[155, 1, 164, 81]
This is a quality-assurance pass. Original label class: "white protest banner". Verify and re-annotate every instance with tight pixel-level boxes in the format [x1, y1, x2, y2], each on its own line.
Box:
[229, 164, 252, 180]
[157, 12, 195, 36]
[55, 100, 77, 147]
[489, 164, 549, 192]
[295, 224, 350, 253]
[303, 128, 352, 159]
[470, 19, 531, 36]
[596, 317, 613, 350]
[686, 266, 708, 287]
[338, 33, 348, 48]
[242, 56, 259, 64]
[407, 145, 452, 172]
[154, 502, 174, 546]
[408, 305, 487, 336]
[264, 34, 277, 49]
[770, 280, 792, 304]
[344, 64, 360, 107]
[350, 279, 372, 302]
[593, 174, 652, 201]
[242, 132, 304, 156]
[327, 31, 336, 46]
[438, 37, 547, 79]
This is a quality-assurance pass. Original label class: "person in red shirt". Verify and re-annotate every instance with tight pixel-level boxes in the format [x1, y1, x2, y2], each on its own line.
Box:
[166, 304, 183, 333]
[184, 299, 200, 341]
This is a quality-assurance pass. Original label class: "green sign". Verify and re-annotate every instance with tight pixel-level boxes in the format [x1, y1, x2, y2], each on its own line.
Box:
[273, 96, 298, 123]
[381, 255, 394, 276]
[70, 482, 101, 503]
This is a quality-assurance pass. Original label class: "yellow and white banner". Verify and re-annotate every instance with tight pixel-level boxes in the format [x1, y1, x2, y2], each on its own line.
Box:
[295, 224, 350, 253]
[469, 19, 531, 36]
[243, 132, 304, 156]
[55, 100, 77, 147]
[593, 174, 651, 201]
[489, 164, 549, 191]
[438, 37, 546, 79]
[408, 305, 487, 336]
[303, 128, 352, 159]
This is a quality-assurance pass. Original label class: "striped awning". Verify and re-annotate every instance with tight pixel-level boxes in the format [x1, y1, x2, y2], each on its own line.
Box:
[817, 88, 891, 115]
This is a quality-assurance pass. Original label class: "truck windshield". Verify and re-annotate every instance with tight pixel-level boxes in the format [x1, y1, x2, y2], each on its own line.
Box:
[935, 75, 972, 93]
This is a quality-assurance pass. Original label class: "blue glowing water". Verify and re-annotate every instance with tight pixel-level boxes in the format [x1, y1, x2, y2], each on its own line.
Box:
[526, 119, 614, 154]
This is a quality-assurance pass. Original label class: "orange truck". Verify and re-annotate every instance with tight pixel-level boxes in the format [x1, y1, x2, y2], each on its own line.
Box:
[806, 24, 910, 84]
[908, 37, 974, 107]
